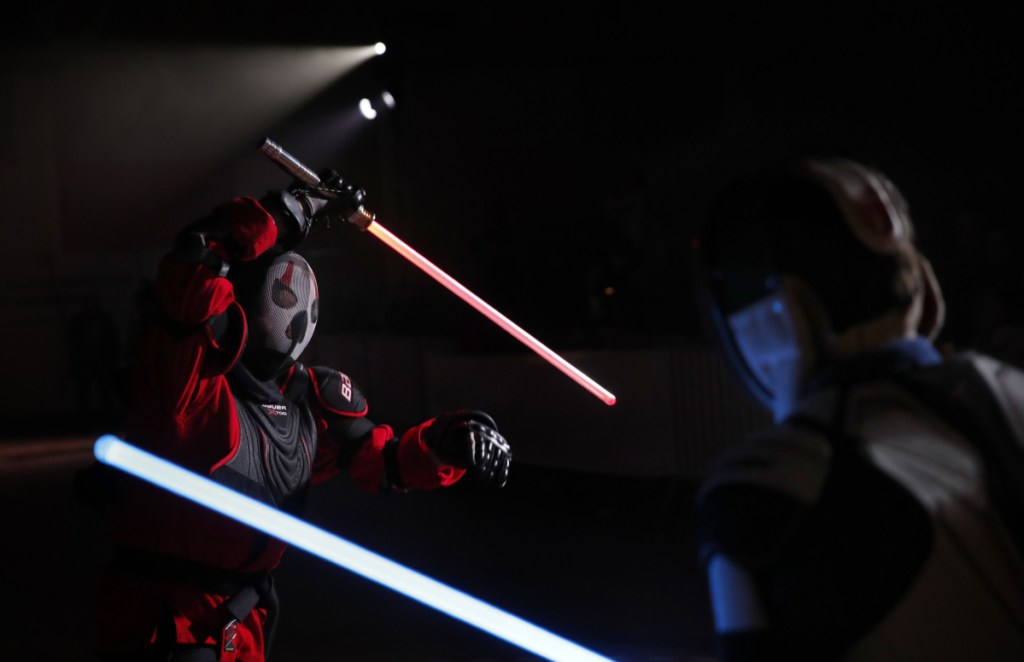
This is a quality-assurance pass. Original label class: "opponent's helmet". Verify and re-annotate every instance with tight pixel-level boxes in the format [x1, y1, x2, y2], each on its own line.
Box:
[232, 249, 319, 381]
[694, 156, 944, 421]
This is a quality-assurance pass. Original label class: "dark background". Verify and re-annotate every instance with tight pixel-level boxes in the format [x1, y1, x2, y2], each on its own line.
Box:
[2, 4, 1023, 661]
[4, 4, 1022, 360]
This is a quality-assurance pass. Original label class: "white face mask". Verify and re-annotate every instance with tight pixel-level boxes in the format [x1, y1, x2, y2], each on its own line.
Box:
[245, 251, 319, 379]
[726, 280, 818, 422]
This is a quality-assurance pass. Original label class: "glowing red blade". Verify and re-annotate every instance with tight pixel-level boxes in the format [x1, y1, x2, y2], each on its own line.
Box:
[366, 220, 616, 405]
[256, 138, 614, 405]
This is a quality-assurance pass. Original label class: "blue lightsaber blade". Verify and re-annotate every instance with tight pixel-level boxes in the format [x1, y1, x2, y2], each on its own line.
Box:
[94, 435, 617, 662]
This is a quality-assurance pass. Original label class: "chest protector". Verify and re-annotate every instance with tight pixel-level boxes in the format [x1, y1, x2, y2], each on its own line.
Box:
[213, 391, 317, 515]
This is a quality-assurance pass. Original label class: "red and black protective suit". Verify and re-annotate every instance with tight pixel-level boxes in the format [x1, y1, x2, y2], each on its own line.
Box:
[96, 196, 468, 661]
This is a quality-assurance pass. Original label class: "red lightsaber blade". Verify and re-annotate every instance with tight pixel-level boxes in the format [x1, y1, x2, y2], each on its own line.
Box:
[366, 221, 616, 405]
[259, 138, 616, 406]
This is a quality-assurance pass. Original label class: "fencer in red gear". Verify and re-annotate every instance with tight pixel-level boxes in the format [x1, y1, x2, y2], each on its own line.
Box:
[90, 180, 512, 661]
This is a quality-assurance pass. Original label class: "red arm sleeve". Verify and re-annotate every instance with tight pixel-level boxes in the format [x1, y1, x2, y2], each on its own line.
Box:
[126, 197, 277, 470]
[347, 424, 399, 492]
[303, 365, 467, 491]
[395, 420, 467, 489]
[347, 421, 466, 492]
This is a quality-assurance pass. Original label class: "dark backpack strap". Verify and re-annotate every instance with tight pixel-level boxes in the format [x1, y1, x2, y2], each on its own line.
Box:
[258, 573, 281, 657]
[110, 546, 279, 639]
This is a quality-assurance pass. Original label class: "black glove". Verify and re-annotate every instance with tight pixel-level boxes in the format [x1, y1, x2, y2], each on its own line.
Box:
[260, 170, 368, 248]
[424, 409, 511, 488]
[309, 168, 368, 226]
[258, 185, 319, 251]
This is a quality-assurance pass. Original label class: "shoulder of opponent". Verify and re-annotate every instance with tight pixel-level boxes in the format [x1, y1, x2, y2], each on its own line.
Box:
[954, 351, 1024, 432]
[696, 424, 832, 569]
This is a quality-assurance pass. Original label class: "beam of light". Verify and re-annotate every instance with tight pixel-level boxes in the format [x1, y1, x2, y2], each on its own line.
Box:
[258, 138, 617, 406]
[61, 45, 380, 163]
[93, 435, 618, 662]
[366, 220, 617, 405]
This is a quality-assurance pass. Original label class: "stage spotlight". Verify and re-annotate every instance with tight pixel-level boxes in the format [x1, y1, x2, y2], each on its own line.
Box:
[359, 98, 378, 120]
[359, 90, 397, 120]
[374, 42, 387, 55]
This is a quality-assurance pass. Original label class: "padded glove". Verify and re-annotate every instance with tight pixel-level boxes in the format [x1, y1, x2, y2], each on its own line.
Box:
[424, 409, 511, 488]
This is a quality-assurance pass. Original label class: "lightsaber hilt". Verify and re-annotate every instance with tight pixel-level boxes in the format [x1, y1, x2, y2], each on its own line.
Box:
[258, 138, 321, 186]
[258, 137, 375, 230]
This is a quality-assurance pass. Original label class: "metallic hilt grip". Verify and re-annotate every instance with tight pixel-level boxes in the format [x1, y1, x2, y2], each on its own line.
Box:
[258, 138, 322, 187]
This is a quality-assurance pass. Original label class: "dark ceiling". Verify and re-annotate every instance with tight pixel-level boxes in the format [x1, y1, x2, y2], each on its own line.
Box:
[3, 4, 1022, 348]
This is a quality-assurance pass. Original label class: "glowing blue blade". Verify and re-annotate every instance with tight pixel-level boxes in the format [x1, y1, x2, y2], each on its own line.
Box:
[94, 435, 617, 662]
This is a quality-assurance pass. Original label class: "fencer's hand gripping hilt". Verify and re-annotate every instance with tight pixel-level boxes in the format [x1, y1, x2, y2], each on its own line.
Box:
[424, 409, 512, 488]
[258, 138, 375, 230]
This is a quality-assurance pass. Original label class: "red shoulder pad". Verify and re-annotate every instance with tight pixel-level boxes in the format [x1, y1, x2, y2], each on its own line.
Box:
[308, 366, 369, 417]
